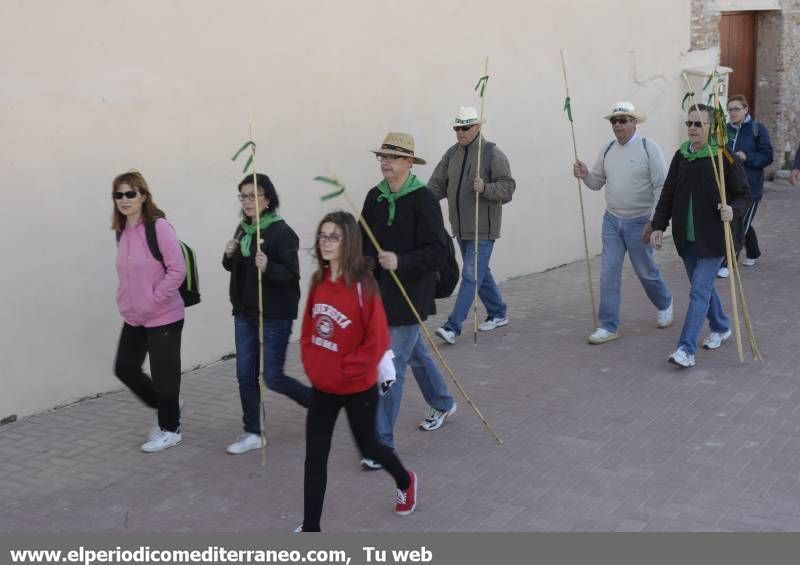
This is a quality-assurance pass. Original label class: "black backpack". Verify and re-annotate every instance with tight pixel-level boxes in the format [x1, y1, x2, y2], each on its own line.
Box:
[116, 221, 201, 307]
[435, 232, 459, 299]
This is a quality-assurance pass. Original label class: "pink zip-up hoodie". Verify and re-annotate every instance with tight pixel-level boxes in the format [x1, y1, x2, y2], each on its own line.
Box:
[116, 218, 186, 328]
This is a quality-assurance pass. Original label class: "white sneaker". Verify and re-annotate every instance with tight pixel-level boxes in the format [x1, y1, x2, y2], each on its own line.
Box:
[588, 328, 618, 344]
[657, 300, 674, 328]
[668, 348, 696, 368]
[148, 399, 185, 441]
[702, 329, 732, 350]
[419, 403, 457, 431]
[226, 432, 263, 454]
[293, 524, 304, 533]
[743, 258, 756, 267]
[717, 267, 730, 278]
[478, 316, 509, 331]
[360, 458, 383, 471]
[435, 327, 456, 345]
[141, 430, 182, 452]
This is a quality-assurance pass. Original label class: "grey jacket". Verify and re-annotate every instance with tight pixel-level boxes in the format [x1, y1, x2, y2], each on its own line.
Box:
[427, 135, 515, 240]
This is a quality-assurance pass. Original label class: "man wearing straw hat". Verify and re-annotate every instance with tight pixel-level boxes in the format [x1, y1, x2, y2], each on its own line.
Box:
[650, 103, 750, 367]
[573, 101, 673, 345]
[428, 106, 516, 345]
[360, 132, 457, 466]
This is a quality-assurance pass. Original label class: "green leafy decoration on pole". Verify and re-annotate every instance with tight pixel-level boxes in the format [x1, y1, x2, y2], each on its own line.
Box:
[313, 175, 346, 200]
[702, 73, 714, 91]
[474, 75, 489, 97]
[231, 140, 256, 173]
[563, 96, 573, 122]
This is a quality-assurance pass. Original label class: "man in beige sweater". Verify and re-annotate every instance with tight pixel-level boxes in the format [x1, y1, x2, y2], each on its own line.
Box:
[573, 101, 673, 344]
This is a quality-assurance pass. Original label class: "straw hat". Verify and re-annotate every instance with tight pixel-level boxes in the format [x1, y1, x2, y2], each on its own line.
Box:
[371, 132, 426, 165]
[450, 106, 486, 128]
[603, 101, 646, 123]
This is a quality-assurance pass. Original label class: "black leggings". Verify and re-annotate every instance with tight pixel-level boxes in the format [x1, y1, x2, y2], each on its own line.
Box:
[723, 200, 761, 268]
[113, 320, 184, 432]
[303, 385, 410, 532]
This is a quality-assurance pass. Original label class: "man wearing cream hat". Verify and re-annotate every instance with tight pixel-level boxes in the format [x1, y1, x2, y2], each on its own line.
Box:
[428, 106, 516, 346]
[572, 101, 673, 344]
[360, 132, 457, 466]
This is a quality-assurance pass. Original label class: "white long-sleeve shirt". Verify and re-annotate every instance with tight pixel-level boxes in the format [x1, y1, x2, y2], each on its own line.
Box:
[582, 135, 667, 220]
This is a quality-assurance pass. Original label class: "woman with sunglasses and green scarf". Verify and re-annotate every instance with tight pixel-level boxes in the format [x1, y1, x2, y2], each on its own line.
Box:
[222, 173, 310, 455]
[650, 104, 751, 368]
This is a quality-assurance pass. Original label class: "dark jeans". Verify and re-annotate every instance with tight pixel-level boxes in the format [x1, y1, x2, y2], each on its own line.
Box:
[234, 315, 311, 434]
[114, 320, 184, 432]
[303, 385, 410, 532]
[678, 243, 728, 355]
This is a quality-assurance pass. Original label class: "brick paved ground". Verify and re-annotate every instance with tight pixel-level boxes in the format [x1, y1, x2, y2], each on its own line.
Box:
[2, 181, 799, 532]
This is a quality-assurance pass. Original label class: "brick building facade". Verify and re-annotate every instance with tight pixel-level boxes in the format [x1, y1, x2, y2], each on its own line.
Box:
[691, 0, 800, 173]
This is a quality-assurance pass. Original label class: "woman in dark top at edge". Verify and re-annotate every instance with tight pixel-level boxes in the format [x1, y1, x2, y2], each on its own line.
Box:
[222, 173, 311, 455]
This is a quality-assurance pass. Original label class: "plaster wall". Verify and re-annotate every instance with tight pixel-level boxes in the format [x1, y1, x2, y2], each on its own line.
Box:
[0, 0, 712, 419]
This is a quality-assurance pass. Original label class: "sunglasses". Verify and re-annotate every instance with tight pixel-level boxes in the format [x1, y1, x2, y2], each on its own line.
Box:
[114, 190, 139, 200]
[453, 125, 474, 132]
[609, 117, 630, 125]
[685, 121, 707, 128]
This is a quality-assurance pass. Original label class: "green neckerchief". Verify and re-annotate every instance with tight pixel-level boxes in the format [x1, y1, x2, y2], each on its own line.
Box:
[682, 141, 700, 241]
[376, 174, 425, 225]
[239, 212, 283, 257]
[679, 139, 720, 161]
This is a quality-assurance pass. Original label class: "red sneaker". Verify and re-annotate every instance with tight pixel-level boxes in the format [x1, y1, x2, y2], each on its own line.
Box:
[394, 470, 418, 515]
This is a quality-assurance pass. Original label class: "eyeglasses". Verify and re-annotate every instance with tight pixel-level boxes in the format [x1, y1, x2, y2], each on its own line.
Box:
[114, 190, 139, 200]
[237, 192, 265, 202]
[317, 233, 342, 244]
[453, 125, 474, 132]
[609, 117, 631, 125]
[685, 121, 708, 128]
[727, 106, 745, 112]
[376, 154, 403, 162]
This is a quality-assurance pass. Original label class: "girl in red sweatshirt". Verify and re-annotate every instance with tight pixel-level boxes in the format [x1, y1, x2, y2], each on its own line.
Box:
[299, 211, 417, 532]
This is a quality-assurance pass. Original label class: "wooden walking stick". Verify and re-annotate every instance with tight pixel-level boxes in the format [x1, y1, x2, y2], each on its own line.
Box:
[231, 115, 268, 464]
[681, 72, 762, 362]
[315, 174, 504, 444]
[560, 50, 599, 329]
[473, 58, 489, 345]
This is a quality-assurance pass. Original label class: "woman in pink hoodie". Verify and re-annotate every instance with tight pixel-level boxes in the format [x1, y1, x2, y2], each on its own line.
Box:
[112, 171, 186, 453]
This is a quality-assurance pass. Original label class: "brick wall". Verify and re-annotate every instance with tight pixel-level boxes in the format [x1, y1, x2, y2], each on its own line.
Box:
[694, 0, 799, 174]
[756, 0, 800, 173]
[691, 0, 721, 50]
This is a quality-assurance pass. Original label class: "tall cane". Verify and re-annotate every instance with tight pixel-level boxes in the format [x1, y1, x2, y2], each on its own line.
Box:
[315, 175, 503, 444]
[473, 58, 489, 345]
[231, 116, 268, 465]
[681, 72, 762, 362]
[560, 50, 599, 329]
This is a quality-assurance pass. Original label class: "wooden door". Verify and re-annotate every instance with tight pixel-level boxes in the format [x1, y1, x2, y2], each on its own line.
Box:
[719, 12, 757, 115]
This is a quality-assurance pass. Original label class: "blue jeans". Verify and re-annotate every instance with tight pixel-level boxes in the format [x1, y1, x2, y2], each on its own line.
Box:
[375, 325, 455, 448]
[234, 315, 311, 434]
[443, 239, 507, 335]
[599, 212, 672, 333]
[677, 242, 730, 355]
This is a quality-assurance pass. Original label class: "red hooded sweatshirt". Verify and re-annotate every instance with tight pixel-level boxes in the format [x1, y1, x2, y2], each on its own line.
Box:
[301, 269, 390, 395]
